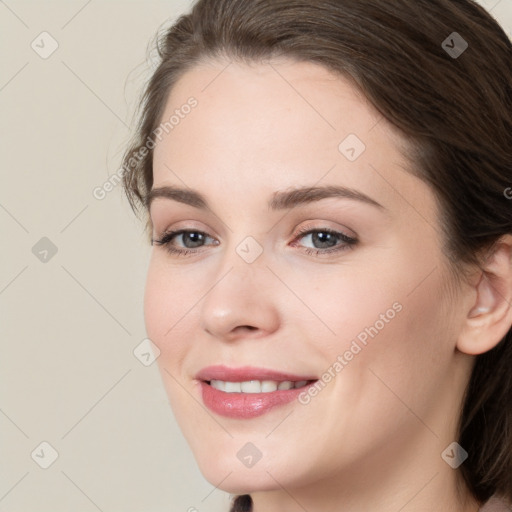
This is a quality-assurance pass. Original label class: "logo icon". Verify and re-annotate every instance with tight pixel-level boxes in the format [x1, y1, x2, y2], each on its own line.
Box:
[236, 236, 263, 264]
[236, 442, 263, 468]
[31, 441, 59, 469]
[32, 237, 58, 263]
[441, 442, 468, 469]
[133, 338, 161, 366]
[338, 134, 366, 162]
[31, 32, 59, 59]
[442, 32, 468, 59]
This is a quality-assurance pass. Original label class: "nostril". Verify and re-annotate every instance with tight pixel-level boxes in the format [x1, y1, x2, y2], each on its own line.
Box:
[236, 325, 257, 332]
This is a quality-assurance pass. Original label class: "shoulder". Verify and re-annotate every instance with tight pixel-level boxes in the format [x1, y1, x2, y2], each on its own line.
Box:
[480, 495, 512, 512]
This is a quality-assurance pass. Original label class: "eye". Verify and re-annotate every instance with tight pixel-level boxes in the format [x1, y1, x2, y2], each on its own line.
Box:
[290, 226, 357, 256]
[152, 226, 358, 258]
[152, 229, 218, 256]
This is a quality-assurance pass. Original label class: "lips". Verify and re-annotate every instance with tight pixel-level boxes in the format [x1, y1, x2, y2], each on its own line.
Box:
[194, 364, 320, 418]
[195, 364, 318, 383]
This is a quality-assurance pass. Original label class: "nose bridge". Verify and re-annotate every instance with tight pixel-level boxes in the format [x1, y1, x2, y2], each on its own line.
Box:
[213, 233, 269, 290]
[199, 235, 279, 338]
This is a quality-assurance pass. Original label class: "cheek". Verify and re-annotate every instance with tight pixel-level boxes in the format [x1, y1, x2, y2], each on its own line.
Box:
[143, 258, 191, 360]
[143, 265, 168, 349]
[340, 263, 456, 418]
[299, 263, 404, 358]
[143, 261, 198, 417]
[310, 248, 454, 402]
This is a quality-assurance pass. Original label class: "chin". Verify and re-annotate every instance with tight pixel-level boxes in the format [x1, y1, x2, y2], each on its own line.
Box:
[195, 448, 312, 495]
[200, 467, 283, 495]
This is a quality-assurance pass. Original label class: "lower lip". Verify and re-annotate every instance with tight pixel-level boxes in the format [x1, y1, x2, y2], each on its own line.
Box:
[199, 381, 317, 419]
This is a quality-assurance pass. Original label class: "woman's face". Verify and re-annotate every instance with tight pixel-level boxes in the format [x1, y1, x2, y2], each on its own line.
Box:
[145, 58, 473, 495]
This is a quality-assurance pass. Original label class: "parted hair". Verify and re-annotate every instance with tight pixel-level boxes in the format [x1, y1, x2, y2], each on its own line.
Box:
[121, 1, 512, 510]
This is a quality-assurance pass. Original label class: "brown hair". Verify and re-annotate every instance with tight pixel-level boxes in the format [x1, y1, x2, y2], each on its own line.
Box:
[121, 0, 512, 510]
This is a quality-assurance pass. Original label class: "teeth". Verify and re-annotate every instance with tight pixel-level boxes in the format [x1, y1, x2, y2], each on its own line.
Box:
[224, 381, 241, 393]
[241, 380, 262, 393]
[261, 380, 278, 392]
[210, 379, 309, 393]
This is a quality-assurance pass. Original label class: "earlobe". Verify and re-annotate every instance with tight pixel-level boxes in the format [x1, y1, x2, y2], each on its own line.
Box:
[457, 236, 512, 356]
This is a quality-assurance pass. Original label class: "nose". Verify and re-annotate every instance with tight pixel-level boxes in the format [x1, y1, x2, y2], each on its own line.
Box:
[199, 248, 281, 342]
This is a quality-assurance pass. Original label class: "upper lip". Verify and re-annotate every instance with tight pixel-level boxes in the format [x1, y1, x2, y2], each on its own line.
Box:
[196, 365, 318, 383]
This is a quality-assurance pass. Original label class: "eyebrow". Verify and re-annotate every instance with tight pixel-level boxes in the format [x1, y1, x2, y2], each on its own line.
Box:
[145, 184, 385, 212]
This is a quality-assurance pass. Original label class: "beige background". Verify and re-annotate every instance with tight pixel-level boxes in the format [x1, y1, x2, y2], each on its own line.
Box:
[1, 1, 511, 511]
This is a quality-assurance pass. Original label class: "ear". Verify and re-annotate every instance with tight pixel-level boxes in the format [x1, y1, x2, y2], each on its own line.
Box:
[457, 235, 512, 356]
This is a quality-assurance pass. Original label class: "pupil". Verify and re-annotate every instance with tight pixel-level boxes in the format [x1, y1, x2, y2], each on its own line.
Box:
[184, 232, 204, 248]
[313, 232, 336, 248]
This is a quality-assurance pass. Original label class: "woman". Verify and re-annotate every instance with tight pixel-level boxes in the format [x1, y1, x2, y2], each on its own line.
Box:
[121, 0, 512, 510]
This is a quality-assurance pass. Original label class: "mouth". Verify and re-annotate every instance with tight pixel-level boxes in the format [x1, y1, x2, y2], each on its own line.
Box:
[198, 377, 319, 419]
[195, 365, 319, 418]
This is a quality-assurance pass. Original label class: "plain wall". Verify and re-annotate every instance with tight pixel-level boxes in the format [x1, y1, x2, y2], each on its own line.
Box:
[1, 1, 511, 511]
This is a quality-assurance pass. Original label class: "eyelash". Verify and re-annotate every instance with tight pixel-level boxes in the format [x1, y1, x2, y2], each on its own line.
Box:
[152, 226, 357, 258]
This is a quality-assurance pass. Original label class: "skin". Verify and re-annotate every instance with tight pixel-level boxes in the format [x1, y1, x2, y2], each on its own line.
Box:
[144, 58, 512, 512]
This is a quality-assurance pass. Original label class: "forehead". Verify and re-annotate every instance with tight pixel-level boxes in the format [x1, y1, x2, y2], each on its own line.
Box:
[155, 59, 380, 155]
[151, 58, 416, 210]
